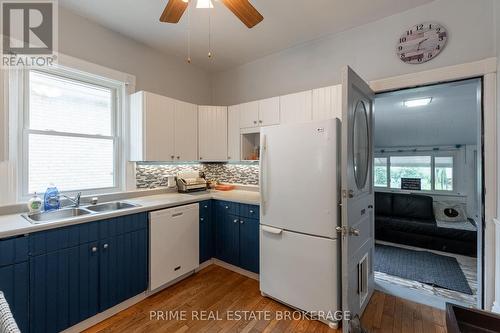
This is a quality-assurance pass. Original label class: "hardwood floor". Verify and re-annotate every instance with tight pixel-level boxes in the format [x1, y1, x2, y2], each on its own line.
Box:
[84, 265, 447, 333]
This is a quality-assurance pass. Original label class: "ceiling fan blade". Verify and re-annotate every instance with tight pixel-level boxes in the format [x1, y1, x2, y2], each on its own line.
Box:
[220, 0, 263, 28]
[160, 0, 188, 23]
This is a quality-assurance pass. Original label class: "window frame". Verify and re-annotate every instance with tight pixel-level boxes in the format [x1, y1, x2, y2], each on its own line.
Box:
[19, 67, 123, 198]
[374, 150, 459, 194]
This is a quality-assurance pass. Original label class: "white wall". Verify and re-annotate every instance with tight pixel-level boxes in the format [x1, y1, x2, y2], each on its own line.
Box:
[211, 0, 496, 105]
[59, 7, 211, 105]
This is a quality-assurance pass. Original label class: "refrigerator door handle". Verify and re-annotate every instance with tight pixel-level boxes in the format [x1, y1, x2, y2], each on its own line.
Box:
[262, 225, 282, 235]
[260, 134, 267, 215]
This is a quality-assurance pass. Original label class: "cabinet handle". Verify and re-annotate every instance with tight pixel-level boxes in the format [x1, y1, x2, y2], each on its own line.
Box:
[233, 219, 238, 223]
[228, 156, 231, 159]
[204, 205, 208, 208]
[200, 157, 203, 160]
[249, 210, 254, 214]
[240, 220, 244, 224]
[177, 156, 180, 159]
[103, 243, 109, 249]
[171, 155, 174, 159]
[259, 120, 263, 124]
[91, 246, 98, 253]
[200, 217, 204, 222]
[225, 206, 229, 209]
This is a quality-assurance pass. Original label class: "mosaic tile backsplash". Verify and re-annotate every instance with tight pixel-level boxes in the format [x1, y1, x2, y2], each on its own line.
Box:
[136, 163, 259, 188]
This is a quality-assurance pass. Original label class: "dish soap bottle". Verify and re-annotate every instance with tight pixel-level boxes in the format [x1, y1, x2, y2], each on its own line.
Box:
[44, 185, 60, 211]
[27, 192, 43, 214]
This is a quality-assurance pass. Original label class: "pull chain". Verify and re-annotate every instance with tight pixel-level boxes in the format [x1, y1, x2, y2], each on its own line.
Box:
[208, 7, 212, 59]
[187, 0, 192, 63]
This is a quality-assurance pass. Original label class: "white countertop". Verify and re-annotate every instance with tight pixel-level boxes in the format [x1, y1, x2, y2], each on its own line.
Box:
[0, 190, 260, 239]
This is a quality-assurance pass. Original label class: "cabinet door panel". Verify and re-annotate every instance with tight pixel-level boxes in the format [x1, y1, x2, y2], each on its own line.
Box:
[30, 242, 99, 333]
[239, 218, 259, 273]
[239, 101, 259, 129]
[100, 229, 148, 311]
[174, 100, 198, 161]
[227, 105, 241, 161]
[312, 85, 342, 121]
[199, 200, 214, 263]
[215, 208, 239, 266]
[198, 106, 228, 161]
[0, 262, 29, 332]
[144, 93, 175, 161]
[280, 90, 312, 124]
[259, 97, 280, 126]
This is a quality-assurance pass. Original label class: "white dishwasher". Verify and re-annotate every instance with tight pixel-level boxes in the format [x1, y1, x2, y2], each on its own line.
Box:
[149, 203, 199, 291]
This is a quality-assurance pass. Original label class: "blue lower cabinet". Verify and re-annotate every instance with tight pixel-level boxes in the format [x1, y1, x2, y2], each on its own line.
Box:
[29, 242, 100, 333]
[239, 218, 260, 274]
[0, 262, 29, 332]
[199, 200, 214, 264]
[99, 228, 148, 312]
[213, 201, 260, 272]
[28, 213, 148, 333]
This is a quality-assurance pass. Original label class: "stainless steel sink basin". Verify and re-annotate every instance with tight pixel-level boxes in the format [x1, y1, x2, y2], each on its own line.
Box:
[85, 201, 139, 213]
[22, 208, 93, 224]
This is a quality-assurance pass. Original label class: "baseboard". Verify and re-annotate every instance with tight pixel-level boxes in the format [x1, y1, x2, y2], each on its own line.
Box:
[212, 258, 259, 281]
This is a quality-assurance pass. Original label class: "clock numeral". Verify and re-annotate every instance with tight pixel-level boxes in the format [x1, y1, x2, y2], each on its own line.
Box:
[436, 45, 441, 50]
[428, 53, 433, 59]
[439, 36, 444, 41]
[400, 37, 407, 43]
[398, 46, 403, 51]
[406, 30, 413, 36]
[400, 53, 405, 59]
[436, 27, 441, 33]
[416, 24, 424, 31]
[429, 24, 433, 29]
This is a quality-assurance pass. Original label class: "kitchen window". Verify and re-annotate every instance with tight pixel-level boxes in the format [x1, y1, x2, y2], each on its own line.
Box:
[374, 154, 455, 192]
[22, 69, 121, 195]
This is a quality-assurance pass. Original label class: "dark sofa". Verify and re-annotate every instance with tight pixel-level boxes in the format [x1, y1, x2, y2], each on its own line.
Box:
[375, 192, 477, 257]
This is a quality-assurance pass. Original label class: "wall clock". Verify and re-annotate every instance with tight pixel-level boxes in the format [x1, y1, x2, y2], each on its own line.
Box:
[397, 23, 448, 64]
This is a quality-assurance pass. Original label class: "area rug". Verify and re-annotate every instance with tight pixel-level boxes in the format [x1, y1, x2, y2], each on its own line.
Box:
[374, 244, 472, 295]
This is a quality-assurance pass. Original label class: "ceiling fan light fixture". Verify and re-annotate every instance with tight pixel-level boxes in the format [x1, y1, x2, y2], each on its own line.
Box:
[196, 0, 214, 9]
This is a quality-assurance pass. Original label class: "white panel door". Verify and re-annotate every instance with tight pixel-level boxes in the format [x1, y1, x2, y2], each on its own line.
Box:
[144, 92, 175, 161]
[279, 90, 312, 124]
[313, 85, 342, 121]
[340, 66, 375, 332]
[258, 96, 280, 126]
[174, 100, 198, 161]
[260, 119, 339, 238]
[228, 105, 241, 161]
[198, 106, 228, 161]
[239, 101, 259, 129]
[260, 228, 339, 315]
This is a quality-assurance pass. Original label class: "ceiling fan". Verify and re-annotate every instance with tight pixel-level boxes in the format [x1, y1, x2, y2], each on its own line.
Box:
[160, 0, 264, 28]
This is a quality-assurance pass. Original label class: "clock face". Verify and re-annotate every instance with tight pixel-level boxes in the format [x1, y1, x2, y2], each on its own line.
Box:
[397, 23, 448, 64]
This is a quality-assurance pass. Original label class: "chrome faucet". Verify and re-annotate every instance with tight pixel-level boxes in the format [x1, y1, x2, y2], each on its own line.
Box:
[60, 192, 82, 207]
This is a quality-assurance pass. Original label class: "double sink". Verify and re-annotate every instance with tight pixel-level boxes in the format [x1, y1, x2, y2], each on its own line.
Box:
[22, 201, 140, 224]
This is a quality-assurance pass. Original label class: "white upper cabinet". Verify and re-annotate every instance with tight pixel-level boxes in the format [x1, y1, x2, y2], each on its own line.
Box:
[174, 100, 198, 162]
[239, 101, 259, 128]
[312, 85, 342, 121]
[258, 96, 280, 126]
[279, 90, 312, 124]
[227, 105, 241, 161]
[130, 91, 175, 162]
[198, 106, 228, 162]
[239, 97, 280, 129]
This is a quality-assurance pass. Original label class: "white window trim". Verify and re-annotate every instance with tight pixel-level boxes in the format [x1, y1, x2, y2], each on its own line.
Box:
[374, 148, 461, 195]
[10, 53, 136, 201]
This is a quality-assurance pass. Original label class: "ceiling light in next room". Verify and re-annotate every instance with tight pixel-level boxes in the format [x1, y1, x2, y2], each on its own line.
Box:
[403, 97, 432, 108]
[196, 0, 214, 9]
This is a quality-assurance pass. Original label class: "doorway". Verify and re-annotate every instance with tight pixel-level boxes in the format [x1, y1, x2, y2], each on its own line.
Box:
[372, 78, 483, 309]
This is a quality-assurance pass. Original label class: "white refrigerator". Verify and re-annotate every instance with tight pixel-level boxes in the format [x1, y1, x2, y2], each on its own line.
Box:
[259, 118, 341, 321]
